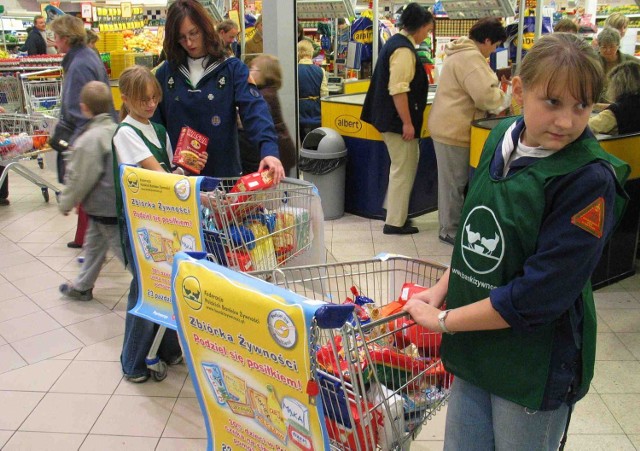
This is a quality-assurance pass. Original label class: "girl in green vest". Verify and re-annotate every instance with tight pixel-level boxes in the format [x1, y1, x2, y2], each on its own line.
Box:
[113, 66, 207, 383]
[404, 33, 629, 450]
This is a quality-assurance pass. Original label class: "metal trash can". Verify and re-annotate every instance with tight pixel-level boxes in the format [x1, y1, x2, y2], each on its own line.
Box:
[299, 127, 348, 220]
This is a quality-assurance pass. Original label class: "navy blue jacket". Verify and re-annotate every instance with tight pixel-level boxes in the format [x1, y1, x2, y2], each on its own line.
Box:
[23, 29, 46, 55]
[298, 63, 324, 128]
[153, 57, 279, 177]
[58, 45, 114, 145]
[361, 33, 428, 137]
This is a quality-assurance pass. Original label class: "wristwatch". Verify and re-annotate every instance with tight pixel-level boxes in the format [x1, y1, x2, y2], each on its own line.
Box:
[438, 309, 455, 335]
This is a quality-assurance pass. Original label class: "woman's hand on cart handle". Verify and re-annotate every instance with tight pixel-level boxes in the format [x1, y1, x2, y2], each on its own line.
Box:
[259, 156, 285, 185]
[402, 299, 441, 332]
[410, 268, 450, 309]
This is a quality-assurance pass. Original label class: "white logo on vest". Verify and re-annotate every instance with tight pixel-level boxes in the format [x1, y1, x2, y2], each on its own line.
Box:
[461, 206, 505, 275]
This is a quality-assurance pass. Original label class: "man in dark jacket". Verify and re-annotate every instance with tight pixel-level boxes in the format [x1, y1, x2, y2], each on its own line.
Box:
[23, 16, 47, 55]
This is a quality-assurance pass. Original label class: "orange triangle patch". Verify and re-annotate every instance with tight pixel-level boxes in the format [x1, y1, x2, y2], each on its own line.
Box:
[571, 197, 605, 238]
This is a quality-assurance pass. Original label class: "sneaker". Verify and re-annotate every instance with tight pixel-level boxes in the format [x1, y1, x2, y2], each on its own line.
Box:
[0, 198, 9, 206]
[439, 234, 455, 246]
[124, 373, 150, 383]
[59, 283, 93, 301]
[67, 241, 82, 249]
[168, 354, 184, 365]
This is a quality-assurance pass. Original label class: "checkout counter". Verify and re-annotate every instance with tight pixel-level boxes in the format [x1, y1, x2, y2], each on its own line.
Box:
[471, 117, 640, 289]
[320, 87, 438, 219]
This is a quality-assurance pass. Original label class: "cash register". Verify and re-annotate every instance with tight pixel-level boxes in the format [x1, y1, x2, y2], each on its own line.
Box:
[327, 76, 344, 95]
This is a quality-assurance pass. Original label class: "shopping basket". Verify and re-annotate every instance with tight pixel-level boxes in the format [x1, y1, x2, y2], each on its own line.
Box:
[251, 256, 452, 451]
[0, 113, 60, 202]
[201, 177, 317, 272]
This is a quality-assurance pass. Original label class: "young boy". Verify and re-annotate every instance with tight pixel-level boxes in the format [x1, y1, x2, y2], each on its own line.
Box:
[59, 81, 123, 301]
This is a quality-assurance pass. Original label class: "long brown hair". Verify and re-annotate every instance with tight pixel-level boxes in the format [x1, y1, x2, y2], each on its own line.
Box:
[164, 0, 225, 70]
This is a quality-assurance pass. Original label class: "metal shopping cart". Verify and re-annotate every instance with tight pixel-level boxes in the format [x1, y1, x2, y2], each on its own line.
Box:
[0, 113, 61, 202]
[251, 256, 452, 450]
[0, 74, 24, 114]
[201, 177, 319, 273]
[143, 176, 322, 380]
[20, 68, 63, 117]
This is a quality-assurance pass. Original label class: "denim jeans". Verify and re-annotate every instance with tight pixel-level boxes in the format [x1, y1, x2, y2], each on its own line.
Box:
[120, 224, 181, 378]
[444, 377, 570, 451]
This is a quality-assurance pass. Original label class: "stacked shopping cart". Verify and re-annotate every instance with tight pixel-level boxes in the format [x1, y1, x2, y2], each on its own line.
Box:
[0, 113, 60, 201]
[0, 68, 62, 201]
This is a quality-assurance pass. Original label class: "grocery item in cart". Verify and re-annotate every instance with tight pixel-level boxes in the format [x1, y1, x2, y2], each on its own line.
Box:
[172, 126, 208, 174]
[368, 345, 443, 392]
[367, 382, 407, 450]
[383, 282, 443, 356]
[245, 220, 278, 271]
[324, 402, 379, 451]
[316, 335, 371, 384]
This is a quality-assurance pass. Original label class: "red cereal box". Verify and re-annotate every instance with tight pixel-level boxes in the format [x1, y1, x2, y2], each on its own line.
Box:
[230, 170, 274, 194]
[172, 126, 208, 174]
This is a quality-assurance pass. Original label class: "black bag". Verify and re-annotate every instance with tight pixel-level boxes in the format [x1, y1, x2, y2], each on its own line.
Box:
[49, 121, 75, 153]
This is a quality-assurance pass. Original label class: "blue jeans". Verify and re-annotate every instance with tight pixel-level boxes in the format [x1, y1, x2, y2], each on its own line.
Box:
[120, 225, 181, 378]
[444, 377, 570, 451]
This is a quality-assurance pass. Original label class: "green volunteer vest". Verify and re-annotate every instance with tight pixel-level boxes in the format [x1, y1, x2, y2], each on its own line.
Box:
[112, 122, 170, 263]
[442, 117, 629, 409]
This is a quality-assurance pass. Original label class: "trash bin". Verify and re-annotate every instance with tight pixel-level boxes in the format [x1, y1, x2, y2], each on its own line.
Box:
[299, 127, 348, 220]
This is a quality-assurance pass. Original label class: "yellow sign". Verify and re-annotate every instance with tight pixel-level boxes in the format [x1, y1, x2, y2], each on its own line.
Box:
[172, 254, 328, 450]
[334, 115, 363, 134]
[353, 28, 373, 44]
[120, 166, 203, 329]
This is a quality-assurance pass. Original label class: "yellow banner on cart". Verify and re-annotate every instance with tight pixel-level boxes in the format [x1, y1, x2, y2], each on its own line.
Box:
[172, 254, 329, 451]
[120, 166, 203, 329]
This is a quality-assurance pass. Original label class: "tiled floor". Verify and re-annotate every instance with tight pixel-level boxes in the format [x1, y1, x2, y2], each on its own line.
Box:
[0, 159, 639, 450]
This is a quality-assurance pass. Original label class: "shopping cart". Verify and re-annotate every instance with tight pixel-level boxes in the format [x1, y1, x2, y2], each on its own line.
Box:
[0, 113, 61, 202]
[20, 68, 63, 117]
[201, 177, 318, 273]
[143, 176, 322, 381]
[0, 74, 24, 114]
[251, 256, 452, 450]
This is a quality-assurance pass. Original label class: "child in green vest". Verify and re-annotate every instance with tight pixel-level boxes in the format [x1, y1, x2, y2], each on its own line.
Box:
[404, 33, 629, 450]
[113, 66, 206, 383]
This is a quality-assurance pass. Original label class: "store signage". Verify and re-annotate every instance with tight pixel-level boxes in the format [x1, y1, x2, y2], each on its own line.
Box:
[81, 3, 91, 19]
[120, 166, 203, 329]
[353, 27, 373, 44]
[171, 253, 329, 450]
[335, 115, 362, 134]
[121, 2, 132, 18]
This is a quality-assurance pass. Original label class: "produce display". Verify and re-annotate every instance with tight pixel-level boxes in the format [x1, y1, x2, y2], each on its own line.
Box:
[124, 30, 163, 54]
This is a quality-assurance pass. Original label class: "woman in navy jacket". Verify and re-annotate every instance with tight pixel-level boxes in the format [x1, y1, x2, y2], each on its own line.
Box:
[153, 0, 284, 181]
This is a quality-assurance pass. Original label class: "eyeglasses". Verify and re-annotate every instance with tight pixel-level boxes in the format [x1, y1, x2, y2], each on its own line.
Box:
[178, 29, 201, 44]
[139, 96, 159, 105]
